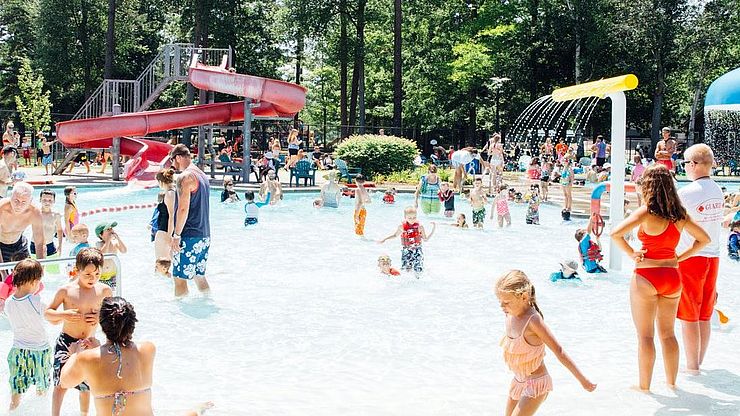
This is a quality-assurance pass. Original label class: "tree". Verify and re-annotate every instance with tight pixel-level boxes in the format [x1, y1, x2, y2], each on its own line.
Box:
[0, 0, 39, 110]
[14, 58, 53, 134]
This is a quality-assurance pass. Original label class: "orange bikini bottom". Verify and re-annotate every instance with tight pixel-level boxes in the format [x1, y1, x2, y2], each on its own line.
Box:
[635, 267, 681, 296]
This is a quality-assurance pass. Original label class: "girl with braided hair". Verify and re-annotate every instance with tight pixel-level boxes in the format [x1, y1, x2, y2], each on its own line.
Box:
[60, 297, 212, 415]
[495, 270, 596, 416]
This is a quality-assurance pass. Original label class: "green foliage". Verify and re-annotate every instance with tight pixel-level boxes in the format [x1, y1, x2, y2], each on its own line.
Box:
[335, 134, 417, 177]
[14, 58, 52, 134]
[450, 41, 493, 91]
[374, 166, 454, 184]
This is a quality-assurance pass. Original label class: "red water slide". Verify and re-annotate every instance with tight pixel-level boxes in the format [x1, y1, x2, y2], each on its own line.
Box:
[55, 63, 307, 185]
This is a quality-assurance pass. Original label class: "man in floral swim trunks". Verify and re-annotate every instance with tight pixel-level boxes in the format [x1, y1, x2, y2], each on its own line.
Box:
[168, 144, 211, 297]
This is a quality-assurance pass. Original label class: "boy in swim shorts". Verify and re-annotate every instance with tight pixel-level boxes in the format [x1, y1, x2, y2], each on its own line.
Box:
[575, 223, 607, 273]
[354, 175, 371, 236]
[469, 177, 487, 228]
[46, 248, 112, 416]
[379, 206, 436, 277]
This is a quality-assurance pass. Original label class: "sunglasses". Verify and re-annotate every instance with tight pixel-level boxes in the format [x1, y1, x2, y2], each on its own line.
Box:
[681, 160, 701, 166]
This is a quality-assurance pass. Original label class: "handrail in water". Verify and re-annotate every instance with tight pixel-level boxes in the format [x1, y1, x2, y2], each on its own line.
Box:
[0, 254, 122, 297]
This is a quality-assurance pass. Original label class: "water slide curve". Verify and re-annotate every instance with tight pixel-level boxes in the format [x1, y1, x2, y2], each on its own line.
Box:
[55, 62, 307, 185]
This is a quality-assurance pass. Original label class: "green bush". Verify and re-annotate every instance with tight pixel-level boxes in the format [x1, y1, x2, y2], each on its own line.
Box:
[374, 166, 454, 184]
[335, 134, 417, 178]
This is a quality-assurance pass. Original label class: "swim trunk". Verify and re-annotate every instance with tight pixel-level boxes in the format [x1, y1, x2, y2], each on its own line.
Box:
[420, 199, 441, 215]
[173, 237, 211, 280]
[8, 347, 51, 395]
[472, 208, 485, 225]
[30, 241, 57, 257]
[509, 374, 553, 400]
[526, 208, 540, 225]
[401, 246, 424, 274]
[354, 207, 367, 236]
[42, 154, 52, 166]
[657, 159, 673, 170]
[0, 236, 29, 262]
[99, 271, 117, 290]
[244, 217, 258, 226]
[22, 148, 31, 159]
[677, 256, 719, 322]
[53, 333, 89, 391]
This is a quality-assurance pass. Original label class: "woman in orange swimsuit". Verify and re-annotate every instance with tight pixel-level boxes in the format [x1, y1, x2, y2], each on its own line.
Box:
[611, 165, 710, 392]
[496, 270, 596, 416]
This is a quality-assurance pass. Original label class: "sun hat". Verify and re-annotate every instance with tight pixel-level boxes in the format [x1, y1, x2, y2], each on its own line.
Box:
[264, 151, 274, 159]
[560, 260, 579, 277]
[95, 221, 118, 238]
[603, 163, 612, 169]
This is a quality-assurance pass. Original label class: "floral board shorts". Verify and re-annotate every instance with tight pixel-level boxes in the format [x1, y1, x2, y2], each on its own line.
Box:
[472, 208, 486, 225]
[8, 347, 51, 395]
[173, 237, 211, 280]
[401, 246, 424, 273]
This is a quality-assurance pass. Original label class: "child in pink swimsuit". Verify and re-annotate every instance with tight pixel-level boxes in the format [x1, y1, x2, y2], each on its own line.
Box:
[496, 270, 596, 415]
[491, 184, 511, 227]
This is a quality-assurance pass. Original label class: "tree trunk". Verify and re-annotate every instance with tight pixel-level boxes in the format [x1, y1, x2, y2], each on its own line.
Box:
[339, 0, 349, 138]
[295, 35, 303, 85]
[104, 0, 115, 79]
[467, 91, 477, 146]
[528, 0, 539, 102]
[688, 60, 706, 144]
[349, 47, 358, 133]
[357, 0, 366, 133]
[392, 0, 402, 136]
[79, 0, 92, 98]
[650, 57, 665, 153]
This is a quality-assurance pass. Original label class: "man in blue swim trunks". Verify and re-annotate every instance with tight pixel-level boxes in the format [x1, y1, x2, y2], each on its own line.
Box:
[168, 144, 211, 297]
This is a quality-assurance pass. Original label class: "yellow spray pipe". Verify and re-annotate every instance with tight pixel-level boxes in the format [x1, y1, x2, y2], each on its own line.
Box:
[551, 74, 638, 102]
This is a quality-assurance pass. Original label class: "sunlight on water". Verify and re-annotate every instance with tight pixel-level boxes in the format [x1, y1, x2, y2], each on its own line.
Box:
[1, 187, 738, 415]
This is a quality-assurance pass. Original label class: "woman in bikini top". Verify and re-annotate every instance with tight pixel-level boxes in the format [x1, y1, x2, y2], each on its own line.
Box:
[610, 165, 709, 392]
[60, 297, 212, 416]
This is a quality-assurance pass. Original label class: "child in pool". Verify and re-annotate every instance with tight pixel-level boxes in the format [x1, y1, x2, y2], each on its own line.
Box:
[4, 259, 52, 411]
[549, 260, 580, 282]
[221, 178, 240, 203]
[155, 258, 172, 278]
[354, 175, 371, 236]
[377, 255, 400, 276]
[95, 222, 127, 290]
[438, 182, 455, 217]
[525, 184, 541, 225]
[379, 206, 436, 276]
[449, 213, 469, 228]
[575, 220, 607, 273]
[469, 177, 487, 229]
[496, 270, 596, 415]
[63, 186, 79, 241]
[728, 220, 740, 261]
[383, 188, 397, 204]
[244, 190, 271, 225]
[491, 184, 511, 227]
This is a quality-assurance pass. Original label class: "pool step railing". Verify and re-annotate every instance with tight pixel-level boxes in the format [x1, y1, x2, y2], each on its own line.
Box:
[0, 254, 122, 297]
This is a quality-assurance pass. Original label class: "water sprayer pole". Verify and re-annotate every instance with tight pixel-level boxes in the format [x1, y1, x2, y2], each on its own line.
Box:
[242, 98, 253, 184]
[112, 104, 121, 181]
[608, 91, 626, 271]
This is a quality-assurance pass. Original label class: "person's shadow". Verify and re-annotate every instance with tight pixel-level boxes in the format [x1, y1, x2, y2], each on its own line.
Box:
[177, 296, 220, 320]
[652, 371, 740, 416]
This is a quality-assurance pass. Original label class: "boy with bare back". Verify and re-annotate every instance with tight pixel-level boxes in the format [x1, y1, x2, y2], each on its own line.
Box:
[354, 175, 371, 237]
[45, 248, 112, 416]
[260, 170, 283, 206]
[469, 177, 488, 228]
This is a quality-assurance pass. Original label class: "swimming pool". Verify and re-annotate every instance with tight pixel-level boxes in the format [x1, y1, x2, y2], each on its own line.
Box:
[1, 186, 738, 415]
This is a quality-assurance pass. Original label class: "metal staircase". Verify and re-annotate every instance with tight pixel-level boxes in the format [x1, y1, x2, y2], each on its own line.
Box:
[56, 44, 232, 174]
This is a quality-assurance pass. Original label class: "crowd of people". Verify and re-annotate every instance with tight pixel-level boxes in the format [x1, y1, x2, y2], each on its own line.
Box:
[0, 128, 738, 415]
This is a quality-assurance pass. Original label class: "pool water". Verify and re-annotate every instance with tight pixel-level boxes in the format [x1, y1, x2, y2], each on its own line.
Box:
[1, 186, 739, 415]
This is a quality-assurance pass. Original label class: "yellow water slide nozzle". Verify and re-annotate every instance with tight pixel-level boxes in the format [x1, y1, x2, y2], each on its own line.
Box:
[551, 74, 638, 102]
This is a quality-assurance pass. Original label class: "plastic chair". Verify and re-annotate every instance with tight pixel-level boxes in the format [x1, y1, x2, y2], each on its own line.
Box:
[289, 159, 316, 186]
[335, 159, 361, 183]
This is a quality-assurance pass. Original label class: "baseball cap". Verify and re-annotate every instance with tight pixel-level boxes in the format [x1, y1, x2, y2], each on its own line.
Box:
[95, 221, 118, 238]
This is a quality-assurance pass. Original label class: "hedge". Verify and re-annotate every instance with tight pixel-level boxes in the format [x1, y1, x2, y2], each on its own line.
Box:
[335, 134, 417, 178]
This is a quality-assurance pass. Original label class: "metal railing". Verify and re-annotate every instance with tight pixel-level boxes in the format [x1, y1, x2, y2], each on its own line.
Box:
[0, 254, 122, 297]
[73, 44, 232, 120]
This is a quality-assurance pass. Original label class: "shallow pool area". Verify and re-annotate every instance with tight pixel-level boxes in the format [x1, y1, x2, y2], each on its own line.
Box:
[1, 185, 739, 415]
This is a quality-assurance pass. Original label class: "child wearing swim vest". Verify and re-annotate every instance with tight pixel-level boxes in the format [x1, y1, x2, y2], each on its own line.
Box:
[383, 188, 396, 204]
[575, 222, 607, 273]
[378, 206, 436, 277]
[728, 220, 740, 261]
[438, 182, 455, 217]
[496, 270, 596, 415]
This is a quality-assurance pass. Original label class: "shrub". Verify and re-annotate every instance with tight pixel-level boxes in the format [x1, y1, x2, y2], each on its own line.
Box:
[335, 134, 417, 178]
[374, 166, 454, 184]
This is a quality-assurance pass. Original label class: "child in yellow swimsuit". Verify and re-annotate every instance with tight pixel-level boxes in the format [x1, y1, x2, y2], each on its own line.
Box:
[95, 222, 127, 291]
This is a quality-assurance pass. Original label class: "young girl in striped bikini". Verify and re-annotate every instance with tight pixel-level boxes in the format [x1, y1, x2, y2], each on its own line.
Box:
[496, 270, 596, 415]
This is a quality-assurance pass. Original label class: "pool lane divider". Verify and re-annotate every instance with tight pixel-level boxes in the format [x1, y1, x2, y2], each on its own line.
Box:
[79, 202, 158, 218]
